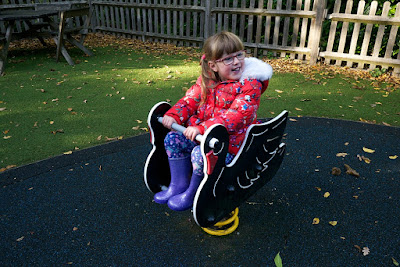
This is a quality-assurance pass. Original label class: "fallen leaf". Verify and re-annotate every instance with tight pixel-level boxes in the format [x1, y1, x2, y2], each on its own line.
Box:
[354, 245, 362, 252]
[289, 118, 297, 122]
[362, 147, 375, 153]
[324, 192, 330, 198]
[73, 227, 78, 231]
[0, 165, 16, 172]
[344, 164, 360, 177]
[274, 252, 283, 267]
[295, 107, 302, 111]
[132, 126, 140, 130]
[389, 155, 398, 160]
[64, 151, 73, 155]
[3, 135, 11, 139]
[392, 257, 399, 266]
[362, 247, 370, 256]
[136, 120, 142, 123]
[329, 221, 337, 226]
[0, 107, 6, 111]
[331, 167, 341, 175]
[16, 236, 24, 242]
[275, 90, 283, 94]
[336, 152, 348, 157]
[312, 218, 320, 225]
[363, 157, 371, 164]
[51, 129, 64, 135]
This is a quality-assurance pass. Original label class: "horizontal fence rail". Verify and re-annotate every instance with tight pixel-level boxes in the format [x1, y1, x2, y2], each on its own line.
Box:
[1, 0, 399, 76]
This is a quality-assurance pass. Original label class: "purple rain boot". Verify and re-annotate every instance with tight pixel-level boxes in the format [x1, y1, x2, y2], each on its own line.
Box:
[167, 173, 203, 211]
[154, 156, 191, 204]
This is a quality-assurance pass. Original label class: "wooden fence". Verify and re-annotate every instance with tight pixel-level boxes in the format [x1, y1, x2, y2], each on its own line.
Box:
[1, 0, 400, 76]
[321, 0, 400, 76]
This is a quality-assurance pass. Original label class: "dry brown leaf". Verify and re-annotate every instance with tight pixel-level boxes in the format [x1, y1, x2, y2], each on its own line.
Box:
[354, 245, 362, 252]
[344, 164, 360, 177]
[331, 167, 341, 176]
[51, 129, 64, 135]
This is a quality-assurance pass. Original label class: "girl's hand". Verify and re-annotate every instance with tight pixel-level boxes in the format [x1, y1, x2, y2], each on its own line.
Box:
[184, 126, 200, 141]
[162, 115, 177, 129]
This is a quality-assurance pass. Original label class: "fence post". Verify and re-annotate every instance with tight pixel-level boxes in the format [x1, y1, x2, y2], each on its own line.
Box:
[309, 0, 326, 65]
[204, 0, 211, 40]
[204, 0, 216, 42]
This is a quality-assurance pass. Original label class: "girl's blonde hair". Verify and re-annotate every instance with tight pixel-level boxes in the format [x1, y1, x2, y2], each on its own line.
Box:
[200, 31, 244, 105]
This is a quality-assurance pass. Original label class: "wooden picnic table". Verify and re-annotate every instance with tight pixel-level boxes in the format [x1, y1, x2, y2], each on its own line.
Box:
[0, 5, 93, 75]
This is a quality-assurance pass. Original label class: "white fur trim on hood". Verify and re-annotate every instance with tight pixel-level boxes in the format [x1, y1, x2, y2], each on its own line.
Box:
[240, 57, 273, 82]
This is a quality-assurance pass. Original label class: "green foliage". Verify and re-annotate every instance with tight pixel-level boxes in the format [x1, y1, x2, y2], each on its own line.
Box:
[369, 68, 387, 77]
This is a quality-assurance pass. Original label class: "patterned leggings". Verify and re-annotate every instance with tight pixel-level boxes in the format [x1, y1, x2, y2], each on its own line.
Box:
[164, 131, 234, 175]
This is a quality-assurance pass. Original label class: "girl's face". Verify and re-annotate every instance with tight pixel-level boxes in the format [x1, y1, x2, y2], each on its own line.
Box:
[209, 50, 245, 81]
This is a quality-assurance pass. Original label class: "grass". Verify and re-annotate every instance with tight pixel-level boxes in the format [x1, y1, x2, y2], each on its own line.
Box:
[1, 34, 399, 169]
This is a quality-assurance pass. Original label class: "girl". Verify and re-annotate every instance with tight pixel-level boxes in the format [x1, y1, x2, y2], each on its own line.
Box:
[154, 31, 273, 211]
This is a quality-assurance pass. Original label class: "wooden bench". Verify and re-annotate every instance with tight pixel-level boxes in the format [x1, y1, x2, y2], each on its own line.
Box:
[0, 1, 93, 74]
[34, 3, 93, 65]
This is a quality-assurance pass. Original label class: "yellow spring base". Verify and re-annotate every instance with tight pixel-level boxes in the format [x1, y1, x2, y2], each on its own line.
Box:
[202, 208, 239, 236]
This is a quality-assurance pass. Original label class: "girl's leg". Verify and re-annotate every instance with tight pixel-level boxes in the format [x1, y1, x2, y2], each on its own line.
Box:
[167, 146, 235, 211]
[164, 131, 197, 158]
[154, 131, 196, 204]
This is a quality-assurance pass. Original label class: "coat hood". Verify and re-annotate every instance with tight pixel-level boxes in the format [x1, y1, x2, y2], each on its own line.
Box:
[240, 57, 273, 82]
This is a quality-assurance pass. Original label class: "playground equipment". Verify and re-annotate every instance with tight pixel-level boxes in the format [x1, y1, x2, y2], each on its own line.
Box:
[144, 102, 288, 235]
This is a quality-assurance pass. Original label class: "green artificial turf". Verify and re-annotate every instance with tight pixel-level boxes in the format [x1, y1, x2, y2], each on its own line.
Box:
[1, 45, 399, 168]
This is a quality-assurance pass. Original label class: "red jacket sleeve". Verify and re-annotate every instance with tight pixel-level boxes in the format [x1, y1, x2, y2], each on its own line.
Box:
[164, 77, 202, 125]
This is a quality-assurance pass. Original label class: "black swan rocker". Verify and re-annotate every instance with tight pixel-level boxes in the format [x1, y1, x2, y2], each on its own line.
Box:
[144, 101, 288, 235]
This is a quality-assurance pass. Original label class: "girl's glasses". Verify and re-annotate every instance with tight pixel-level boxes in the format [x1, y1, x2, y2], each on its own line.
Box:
[215, 50, 246, 65]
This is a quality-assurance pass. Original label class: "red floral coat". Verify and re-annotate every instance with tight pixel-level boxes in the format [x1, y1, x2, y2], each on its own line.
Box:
[165, 57, 273, 155]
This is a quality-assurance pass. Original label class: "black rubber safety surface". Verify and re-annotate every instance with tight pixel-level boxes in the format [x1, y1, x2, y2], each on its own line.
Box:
[1, 117, 399, 266]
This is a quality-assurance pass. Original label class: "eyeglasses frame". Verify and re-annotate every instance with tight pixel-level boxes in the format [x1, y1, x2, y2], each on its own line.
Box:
[214, 50, 246, 66]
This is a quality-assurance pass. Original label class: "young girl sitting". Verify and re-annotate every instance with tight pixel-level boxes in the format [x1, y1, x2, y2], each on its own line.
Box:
[154, 31, 273, 211]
